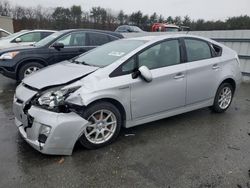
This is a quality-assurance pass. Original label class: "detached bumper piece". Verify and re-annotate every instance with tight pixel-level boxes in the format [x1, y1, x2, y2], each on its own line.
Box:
[14, 104, 89, 155]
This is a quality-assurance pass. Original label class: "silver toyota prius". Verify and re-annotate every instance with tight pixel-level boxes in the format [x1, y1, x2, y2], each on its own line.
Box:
[13, 34, 242, 155]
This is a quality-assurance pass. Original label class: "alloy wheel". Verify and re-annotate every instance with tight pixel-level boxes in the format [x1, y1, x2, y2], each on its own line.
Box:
[218, 86, 232, 109]
[84, 110, 117, 144]
[24, 66, 40, 77]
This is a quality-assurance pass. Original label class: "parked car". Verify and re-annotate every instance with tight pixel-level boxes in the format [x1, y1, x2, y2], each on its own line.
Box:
[0, 28, 11, 38]
[151, 23, 180, 32]
[0, 29, 123, 80]
[115, 25, 144, 33]
[0, 29, 55, 50]
[13, 34, 242, 155]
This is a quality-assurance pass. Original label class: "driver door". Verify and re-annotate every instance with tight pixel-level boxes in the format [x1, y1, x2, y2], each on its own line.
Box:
[130, 39, 187, 119]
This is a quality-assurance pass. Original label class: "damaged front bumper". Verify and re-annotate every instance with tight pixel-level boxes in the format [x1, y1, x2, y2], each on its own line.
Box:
[13, 99, 89, 155]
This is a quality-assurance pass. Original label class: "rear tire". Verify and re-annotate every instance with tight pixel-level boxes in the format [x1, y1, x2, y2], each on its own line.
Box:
[18, 62, 44, 81]
[79, 102, 122, 149]
[211, 83, 234, 113]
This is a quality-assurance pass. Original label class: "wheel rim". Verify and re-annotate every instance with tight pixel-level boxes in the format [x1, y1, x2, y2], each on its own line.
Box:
[84, 110, 117, 144]
[24, 66, 40, 77]
[218, 86, 232, 109]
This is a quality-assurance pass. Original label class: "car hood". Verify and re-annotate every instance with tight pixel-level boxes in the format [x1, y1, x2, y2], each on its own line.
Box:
[23, 61, 99, 90]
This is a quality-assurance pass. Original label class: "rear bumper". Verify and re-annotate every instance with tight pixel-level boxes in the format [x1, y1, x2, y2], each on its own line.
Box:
[13, 101, 89, 155]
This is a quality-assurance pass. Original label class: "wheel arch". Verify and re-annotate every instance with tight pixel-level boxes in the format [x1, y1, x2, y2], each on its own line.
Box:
[86, 98, 127, 127]
[219, 77, 236, 93]
[16, 58, 48, 79]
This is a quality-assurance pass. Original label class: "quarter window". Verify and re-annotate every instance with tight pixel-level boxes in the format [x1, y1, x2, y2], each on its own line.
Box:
[138, 39, 181, 70]
[122, 57, 136, 73]
[185, 39, 212, 62]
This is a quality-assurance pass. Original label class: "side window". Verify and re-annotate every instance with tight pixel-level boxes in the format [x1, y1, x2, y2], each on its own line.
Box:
[56, 34, 71, 46]
[138, 39, 181, 70]
[56, 32, 86, 46]
[88, 33, 110, 46]
[19, 32, 41, 42]
[117, 26, 125, 31]
[185, 39, 212, 62]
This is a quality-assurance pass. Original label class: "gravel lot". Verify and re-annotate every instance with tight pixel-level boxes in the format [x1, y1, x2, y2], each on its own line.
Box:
[0, 74, 250, 188]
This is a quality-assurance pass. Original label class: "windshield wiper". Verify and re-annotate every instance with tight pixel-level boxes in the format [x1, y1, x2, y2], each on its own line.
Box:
[71, 59, 99, 67]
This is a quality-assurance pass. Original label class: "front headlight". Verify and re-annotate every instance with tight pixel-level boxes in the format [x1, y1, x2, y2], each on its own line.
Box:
[0, 51, 19, 60]
[37, 86, 81, 109]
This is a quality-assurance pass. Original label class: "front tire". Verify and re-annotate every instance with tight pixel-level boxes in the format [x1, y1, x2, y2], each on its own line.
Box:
[211, 83, 234, 113]
[79, 102, 122, 149]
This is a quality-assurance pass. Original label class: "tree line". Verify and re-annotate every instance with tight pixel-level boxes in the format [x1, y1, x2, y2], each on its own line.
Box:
[1, 0, 250, 32]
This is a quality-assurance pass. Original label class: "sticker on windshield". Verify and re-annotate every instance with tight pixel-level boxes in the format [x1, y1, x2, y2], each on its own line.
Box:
[108, 51, 125, 57]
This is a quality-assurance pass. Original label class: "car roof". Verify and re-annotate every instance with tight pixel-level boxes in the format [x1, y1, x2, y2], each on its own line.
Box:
[124, 34, 212, 43]
[59, 29, 124, 38]
[29, 29, 56, 32]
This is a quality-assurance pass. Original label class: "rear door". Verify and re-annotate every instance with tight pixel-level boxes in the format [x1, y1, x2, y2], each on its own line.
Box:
[184, 38, 222, 105]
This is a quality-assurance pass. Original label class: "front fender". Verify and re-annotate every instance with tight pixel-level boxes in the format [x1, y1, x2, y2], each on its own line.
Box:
[66, 87, 132, 121]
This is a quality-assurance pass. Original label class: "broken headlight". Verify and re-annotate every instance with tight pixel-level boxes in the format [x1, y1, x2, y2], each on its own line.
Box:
[37, 86, 81, 109]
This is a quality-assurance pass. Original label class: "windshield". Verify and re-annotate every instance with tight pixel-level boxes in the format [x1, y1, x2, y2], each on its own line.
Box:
[0, 30, 27, 40]
[73, 39, 147, 67]
[34, 31, 63, 47]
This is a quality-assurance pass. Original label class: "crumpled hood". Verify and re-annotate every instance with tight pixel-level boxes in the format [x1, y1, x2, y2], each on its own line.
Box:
[23, 61, 99, 90]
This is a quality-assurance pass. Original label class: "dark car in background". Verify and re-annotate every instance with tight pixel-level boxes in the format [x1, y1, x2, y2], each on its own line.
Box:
[0, 29, 123, 81]
[115, 25, 144, 33]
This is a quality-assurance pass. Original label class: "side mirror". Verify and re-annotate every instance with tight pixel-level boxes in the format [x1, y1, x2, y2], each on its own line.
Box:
[15, 38, 21, 43]
[135, 66, 152, 82]
[52, 42, 64, 50]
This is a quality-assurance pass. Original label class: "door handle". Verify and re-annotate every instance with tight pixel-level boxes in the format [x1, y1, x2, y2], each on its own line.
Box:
[174, 73, 185, 79]
[212, 64, 220, 70]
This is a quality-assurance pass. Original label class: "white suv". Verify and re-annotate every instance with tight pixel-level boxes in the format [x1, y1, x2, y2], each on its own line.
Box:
[0, 30, 55, 50]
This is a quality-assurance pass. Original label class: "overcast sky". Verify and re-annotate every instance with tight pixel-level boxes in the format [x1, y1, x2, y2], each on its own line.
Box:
[6, 0, 250, 20]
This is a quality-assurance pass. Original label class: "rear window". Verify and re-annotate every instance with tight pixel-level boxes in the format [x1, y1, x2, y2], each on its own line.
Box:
[41, 32, 53, 39]
[88, 33, 110, 46]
